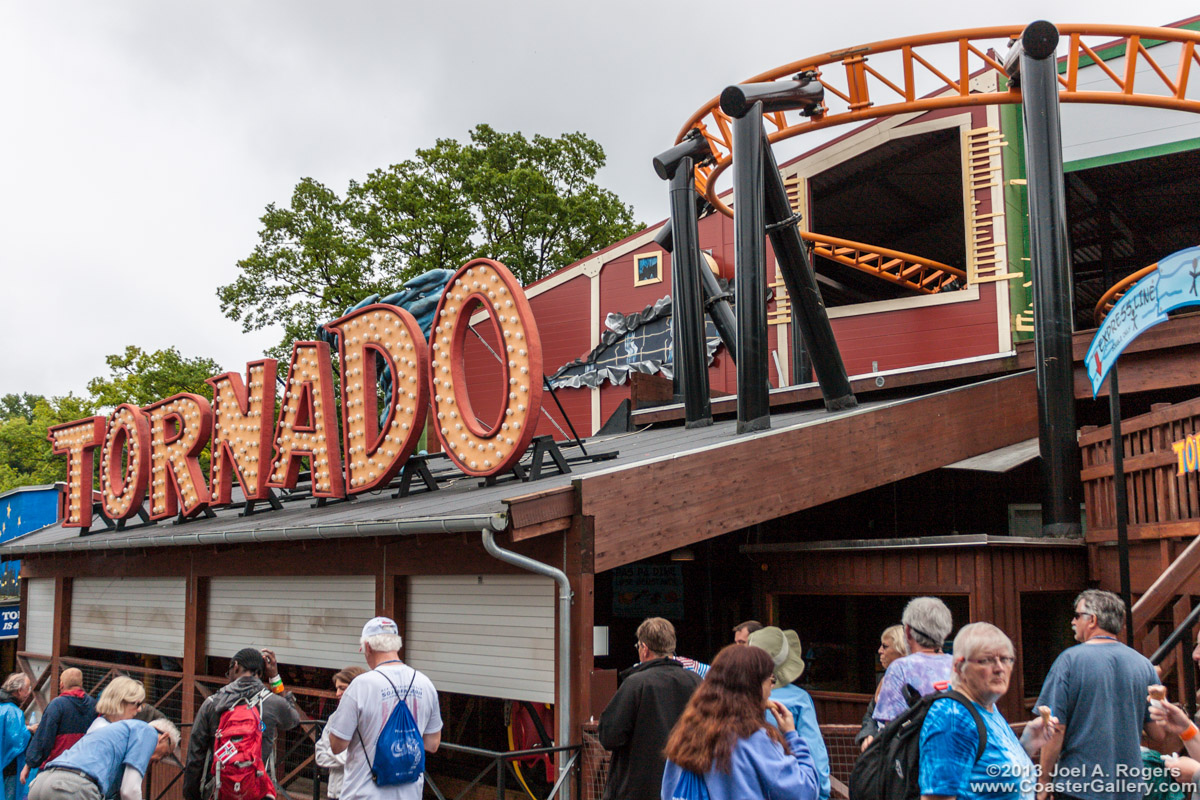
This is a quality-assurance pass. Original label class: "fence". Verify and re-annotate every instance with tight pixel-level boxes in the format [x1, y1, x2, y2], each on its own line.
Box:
[20, 656, 338, 800]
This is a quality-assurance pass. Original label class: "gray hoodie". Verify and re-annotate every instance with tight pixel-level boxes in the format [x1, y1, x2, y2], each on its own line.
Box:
[182, 676, 300, 800]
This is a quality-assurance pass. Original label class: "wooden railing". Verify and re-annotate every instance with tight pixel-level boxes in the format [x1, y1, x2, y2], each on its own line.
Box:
[1080, 395, 1200, 701]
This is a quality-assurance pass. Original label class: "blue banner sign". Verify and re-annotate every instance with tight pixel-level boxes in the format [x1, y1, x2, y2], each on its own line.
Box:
[1154, 246, 1200, 314]
[0, 605, 18, 640]
[1086, 245, 1200, 396]
[1085, 273, 1165, 396]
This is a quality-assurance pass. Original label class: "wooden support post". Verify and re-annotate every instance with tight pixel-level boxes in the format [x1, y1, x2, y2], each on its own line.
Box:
[567, 517, 594, 745]
[50, 578, 72, 695]
[182, 571, 208, 732]
[381, 573, 408, 661]
[16, 579, 27, 656]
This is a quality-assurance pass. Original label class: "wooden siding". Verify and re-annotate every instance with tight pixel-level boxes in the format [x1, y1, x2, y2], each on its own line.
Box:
[758, 543, 1086, 721]
[466, 272, 594, 440]
[528, 274, 594, 436]
[206, 576, 373, 669]
[406, 574, 555, 703]
[830, 283, 999, 376]
[71, 578, 186, 657]
[24, 578, 53, 656]
[585, 371, 1039, 572]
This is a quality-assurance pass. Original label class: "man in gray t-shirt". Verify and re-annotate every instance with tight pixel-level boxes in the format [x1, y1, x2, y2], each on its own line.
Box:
[1035, 590, 1161, 800]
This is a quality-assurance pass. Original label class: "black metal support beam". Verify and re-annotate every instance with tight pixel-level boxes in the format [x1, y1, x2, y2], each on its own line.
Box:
[1008, 20, 1082, 536]
[698, 260, 738, 365]
[790, 306, 812, 385]
[666, 156, 712, 427]
[652, 220, 737, 364]
[760, 128, 855, 410]
[1109, 367, 1134, 643]
[732, 103, 771, 433]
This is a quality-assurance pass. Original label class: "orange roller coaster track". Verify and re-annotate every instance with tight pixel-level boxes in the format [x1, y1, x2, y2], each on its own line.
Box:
[1095, 263, 1159, 325]
[681, 24, 1200, 218]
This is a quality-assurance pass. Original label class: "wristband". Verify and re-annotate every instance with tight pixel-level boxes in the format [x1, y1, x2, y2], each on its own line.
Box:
[271, 682, 286, 695]
[1182, 723, 1198, 741]
[269, 675, 283, 687]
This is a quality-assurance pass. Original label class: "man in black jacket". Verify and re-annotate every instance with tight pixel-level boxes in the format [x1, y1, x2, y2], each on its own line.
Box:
[599, 618, 702, 800]
[182, 648, 300, 800]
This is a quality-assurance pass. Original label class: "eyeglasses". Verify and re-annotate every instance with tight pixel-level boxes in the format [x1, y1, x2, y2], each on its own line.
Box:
[1072, 611, 1093, 620]
[967, 656, 1015, 668]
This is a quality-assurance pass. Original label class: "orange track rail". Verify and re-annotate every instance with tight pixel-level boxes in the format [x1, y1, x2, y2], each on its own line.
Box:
[1094, 263, 1159, 325]
[803, 230, 965, 293]
[680, 24, 1200, 217]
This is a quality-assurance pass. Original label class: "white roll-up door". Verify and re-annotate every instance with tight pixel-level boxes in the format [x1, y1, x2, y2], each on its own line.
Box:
[23, 578, 54, 655]
[207, 576, 374, 669]
[71, 578, 186, 658]
[407, 575, 554, 703]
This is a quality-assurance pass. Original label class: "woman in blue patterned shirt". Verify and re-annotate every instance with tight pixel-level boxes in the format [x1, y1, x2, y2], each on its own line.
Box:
[919, 623, 1058, 800]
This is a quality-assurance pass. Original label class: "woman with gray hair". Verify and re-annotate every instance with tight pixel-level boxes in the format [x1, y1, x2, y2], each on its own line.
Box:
[873, 597, 954, 726]
[918, 623, 1056, 800]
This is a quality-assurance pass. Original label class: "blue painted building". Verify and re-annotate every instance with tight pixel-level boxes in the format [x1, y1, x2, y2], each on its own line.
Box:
[0, 485, 58, 598]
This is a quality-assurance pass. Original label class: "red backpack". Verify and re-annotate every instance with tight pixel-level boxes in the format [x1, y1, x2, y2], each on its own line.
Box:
[209, 688, 274, 800]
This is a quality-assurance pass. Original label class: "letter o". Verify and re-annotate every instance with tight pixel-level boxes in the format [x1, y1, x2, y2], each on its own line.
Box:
[1188, 434, 1199, 474]
[430, 259, 543, 476]
[100, 404, 150, 521]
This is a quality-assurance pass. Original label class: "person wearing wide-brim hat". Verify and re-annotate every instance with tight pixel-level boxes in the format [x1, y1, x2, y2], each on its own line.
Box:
[748, 627, 831, 800]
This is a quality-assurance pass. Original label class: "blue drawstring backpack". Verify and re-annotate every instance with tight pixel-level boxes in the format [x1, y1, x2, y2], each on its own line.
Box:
[356, 670, 424, 785]
[668, 769, 710, 800]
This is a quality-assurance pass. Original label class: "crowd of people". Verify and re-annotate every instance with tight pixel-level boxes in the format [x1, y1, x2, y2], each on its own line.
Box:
[0, 589, 1186, 800]
[598, 589, 1181, 800]
[0, 614, 442, 800]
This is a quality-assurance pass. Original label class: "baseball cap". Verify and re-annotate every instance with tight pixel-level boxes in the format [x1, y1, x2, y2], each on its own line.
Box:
[361, 617, 399, 638]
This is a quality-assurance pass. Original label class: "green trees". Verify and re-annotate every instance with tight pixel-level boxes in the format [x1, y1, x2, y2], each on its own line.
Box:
[0, 347, 221, 494]
[219, 124, 640, 357]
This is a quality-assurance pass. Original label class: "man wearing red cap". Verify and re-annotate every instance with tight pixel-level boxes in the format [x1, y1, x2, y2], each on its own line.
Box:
[327, 617, 443, 800]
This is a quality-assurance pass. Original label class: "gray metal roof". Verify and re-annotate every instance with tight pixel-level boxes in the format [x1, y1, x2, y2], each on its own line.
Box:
[0, 377, 1001, 556]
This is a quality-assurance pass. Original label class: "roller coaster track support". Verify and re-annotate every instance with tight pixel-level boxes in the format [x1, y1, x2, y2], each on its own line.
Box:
[667, 155, 713, 429]
[1012, 21, 1081, 538]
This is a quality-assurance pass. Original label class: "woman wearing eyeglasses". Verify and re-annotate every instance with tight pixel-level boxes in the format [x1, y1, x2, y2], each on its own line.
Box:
[919, 623, 1057, 800]
[86, 677, 146, 734]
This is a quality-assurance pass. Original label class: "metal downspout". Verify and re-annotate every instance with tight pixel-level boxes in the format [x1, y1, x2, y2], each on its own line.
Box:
[481, 530, 574, 798]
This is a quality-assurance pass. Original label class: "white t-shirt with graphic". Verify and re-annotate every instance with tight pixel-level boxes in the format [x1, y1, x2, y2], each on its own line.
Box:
[326, 662, 443, 800]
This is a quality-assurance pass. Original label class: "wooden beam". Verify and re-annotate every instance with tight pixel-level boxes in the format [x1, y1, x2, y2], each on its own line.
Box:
[181, 570, 207, 731]
[50, 577, 71, 693]
[590, 372, 1038, 572]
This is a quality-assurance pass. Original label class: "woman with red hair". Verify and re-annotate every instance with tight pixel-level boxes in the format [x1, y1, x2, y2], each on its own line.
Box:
[661, 644, 819, 800]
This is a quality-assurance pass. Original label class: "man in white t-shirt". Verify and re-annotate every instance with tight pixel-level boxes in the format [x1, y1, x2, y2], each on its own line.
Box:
[327, 617, 443, 800]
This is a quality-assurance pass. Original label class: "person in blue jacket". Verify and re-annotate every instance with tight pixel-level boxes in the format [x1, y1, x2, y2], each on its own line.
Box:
[661, 644, 819, 800]
[0, 673, 31, 800]
[748, 627, 832, 800]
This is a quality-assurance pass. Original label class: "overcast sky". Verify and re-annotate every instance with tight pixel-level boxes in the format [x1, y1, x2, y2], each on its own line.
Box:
[2, 2, 1197, 399]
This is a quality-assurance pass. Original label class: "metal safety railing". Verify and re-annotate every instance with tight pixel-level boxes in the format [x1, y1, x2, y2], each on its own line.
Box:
[425, 742, 582, 800]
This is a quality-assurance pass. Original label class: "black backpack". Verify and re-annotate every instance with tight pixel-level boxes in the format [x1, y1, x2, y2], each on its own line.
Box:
[848, 689, 986, 800]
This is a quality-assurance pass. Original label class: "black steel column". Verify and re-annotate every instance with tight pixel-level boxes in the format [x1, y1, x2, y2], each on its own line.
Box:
[790, 306, 812, 385]
[1010, 20, 1081, 536]
[668, 156, 713, 428]
[654, 219, 738, 363]
[698, 259, 738, 364]
[761, 131, 855, 409]
[1109, 367, 1134, 642]
[732, 103, 771, 433]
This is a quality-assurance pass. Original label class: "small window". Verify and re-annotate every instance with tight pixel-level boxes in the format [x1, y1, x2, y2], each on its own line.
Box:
[634, 252, 662, 286]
